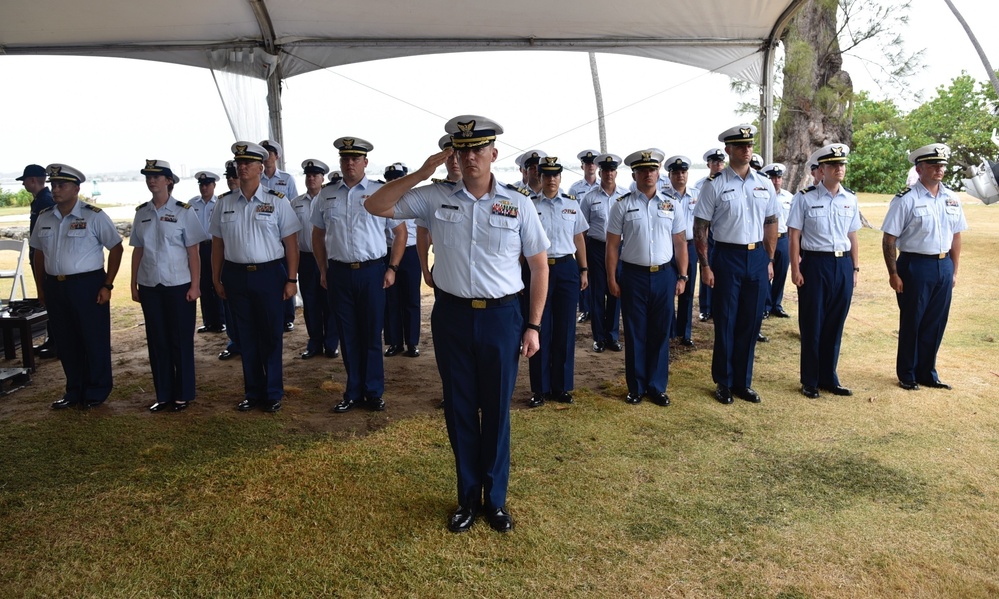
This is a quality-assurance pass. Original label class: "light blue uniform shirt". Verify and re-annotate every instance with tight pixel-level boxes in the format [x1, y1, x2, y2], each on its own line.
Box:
[130, 197, 209, 286]
[693, 167, 779, 244]
[568, 178, 599, 203]
[208, 185, 301, 264]
[532, 190, 588, 257]
[289, 192, 319, 253]
[607, 188, 686, 266]
[579, 185, 626, 241]
[393, 178, 549, 299]
[311, 176, 399, 263]
[261, 168, 299, 200]
[188, 195, 216, 236]
[881, 181, 967, 254]
[674, 187, 697, 241]
[385, 219, 417, 248]
[786, 183, 861, 252]
[776, 188, 793, 234]
[30, 200, 122, 276]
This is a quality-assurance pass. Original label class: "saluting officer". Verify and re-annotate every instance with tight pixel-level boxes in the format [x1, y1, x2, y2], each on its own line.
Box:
[762, 163, 794, 319]
[30, 164, 123, 409]
[311, 137, 406, 414]
[365, 115, 549, 534]
[881, 143, 966, 390]
[693, 125, 779, 405]
[607, 149, 688, 406]
[130, 159, 209, 412]
[787, 145, 861, 399]
[190, 171, 225, 334]
[292, 159, 339, 359]
[579, 153, 626, 353]
[210, 142, 301, 413]
[383, 163, 422, 358]
[665, 155, 698, 347]
[417, 134, 463, 289]
[526, 156, 588, 408]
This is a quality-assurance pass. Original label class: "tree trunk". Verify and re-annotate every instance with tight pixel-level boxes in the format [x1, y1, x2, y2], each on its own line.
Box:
[774, 0, 854, 192]
[943, 0, 999, 98]
[589, 52, 607, 153]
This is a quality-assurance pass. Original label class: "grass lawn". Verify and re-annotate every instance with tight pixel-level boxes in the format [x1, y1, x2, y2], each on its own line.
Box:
[1, 195, 998, 597]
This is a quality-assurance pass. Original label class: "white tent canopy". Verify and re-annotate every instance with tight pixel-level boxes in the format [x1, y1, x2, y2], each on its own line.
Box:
[2, 0, 805, 157]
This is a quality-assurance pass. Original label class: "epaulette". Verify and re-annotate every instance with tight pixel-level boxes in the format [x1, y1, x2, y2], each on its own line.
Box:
[843, 186, 855, 195]
[801, 185, 816, 194]
[894, 187, 911, 198]
[40, 206, 54, 215]
[83, 202, 102, 213]
[135, 202, 148, 212]
[616, 192, 633, 202]
[219, 190, 234, 198]
[375, 179, 386, 184]
[707, 173, 719, 181]
[175, 200, 191, 210]
[431, 177, 457, 185]
[267, 189, 285, 199]
[561, 193, 577, 201]
[505, 183, 530, 196]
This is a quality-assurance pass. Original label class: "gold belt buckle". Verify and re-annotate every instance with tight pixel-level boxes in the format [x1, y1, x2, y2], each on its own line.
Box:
[471, 299, 487, 309]
[350, 262, 361, 269]
[747, 243, 756, 250]
[247, 265, 257, 272]
[649, 265, 660, 272]
[547, 258, 556, 265]
[938, 253, 947, 259]
[56, 275, 67, 281]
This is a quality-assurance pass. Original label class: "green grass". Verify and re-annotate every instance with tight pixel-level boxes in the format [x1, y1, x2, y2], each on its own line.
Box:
[2, 195, 999, 597]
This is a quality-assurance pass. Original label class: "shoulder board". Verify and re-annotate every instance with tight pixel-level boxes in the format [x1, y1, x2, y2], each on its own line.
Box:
[842, 186, 855, 195]
[616, 192, 633, 202]
[561, 193, 577, 201]
[267, 189, 285, 199]
[135, 202, 148, 212]
[802, 185, 816, 193]
[894, 187, 911, 198]
[431, 177, 457, 185]
[707, 173, 719, 181]
[504, 183, 530, 196]
[40, 206, 54, 215]
[219, 190, 233, 198]
[375, 179, 386, 184]
[83, 203, 102, 213]
[175, 200, 191, 210]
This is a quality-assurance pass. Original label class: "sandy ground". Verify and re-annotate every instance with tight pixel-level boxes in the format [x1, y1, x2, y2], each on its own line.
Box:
[0, 292, 698, 434]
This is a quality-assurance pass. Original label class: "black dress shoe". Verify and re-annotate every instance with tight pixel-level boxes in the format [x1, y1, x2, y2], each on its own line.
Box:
[821, 385, 853, 396]
[699, 312, 712, 322]
[715, 384, 733, 405]
[592, 341, 605, 353]
[554, 392, 574, 404]
[51, 397, 78, 410]
[37, 347, 57, 359]
[263, 400, 282, 413]
[649, 392, 671, 407]
[284, 322, 295, 332]
[527, 393, 546, 408]
[447, 505, 478, 533]
[172, 401, 190, 412]
[607, 341, 623, 352]
[366, 397, 386, 411]
[899, 381, 920, 391]
[625, 392, 642, 405]
[485, 506, 514, 533]
[236, 399, 257, 411]
[757, 333, 769, 343]
[384, 345, 404, 357]
[405, 346, 420, 358]
[149, 401, 174, 412]
[300, 348, 321, 359]
[920, 379, 952, 390]
[680, 338, 694, 347]
[326, 347, 340, 358]
[218, 349, 239, 360]
[762, 311, 770, 319]
[772, 307, 790, 318]
[577, 311, 590, 323]
[196, 325, 211, 333]
[333, 397, 358, 413]
[733, 387, 761, 403]
[801, 385, 820, 399]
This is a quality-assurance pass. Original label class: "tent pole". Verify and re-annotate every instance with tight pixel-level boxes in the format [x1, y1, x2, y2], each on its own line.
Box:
[267, 63, 285, 170]
[761, 41, 775, 164]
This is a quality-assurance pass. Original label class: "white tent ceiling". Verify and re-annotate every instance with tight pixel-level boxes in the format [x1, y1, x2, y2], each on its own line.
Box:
[2, 0, 805, 157]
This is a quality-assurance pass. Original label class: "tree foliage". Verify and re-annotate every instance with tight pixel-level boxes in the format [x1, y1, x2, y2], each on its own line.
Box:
[0, 188, 33, 208]
[846, 92, 909, 193]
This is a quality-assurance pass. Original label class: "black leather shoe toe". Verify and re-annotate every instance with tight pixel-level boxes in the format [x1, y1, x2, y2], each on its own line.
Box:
[236, 399, 256, 411]
[527, 393, 546, 408]
[384, 345, 403, 357]
[333, 398, 358, 413]
[447, 506, 478, 533]
[625, 392, 643, 405]
[263, 400, 282, 413]
[51, 397, 77, 410]
[486, 507, 514, 533]
[172, 401, 190, 412]
[218, 349, 239, 361]
[899, 381, 920, 391]
[149, 401, 174, 412]
[326, 347, 339, 358]
[801, 385, 820, 399]
[405, 346, 420, 357]
[773, 307, 790, 318]
[283, 322, 295, 332]
[715, 384, 733, 405]
[554, 392, 574, 404]
[366, 397, 386, 411]
[607, 341, 623, 352]
[822, 385, 853, 396]
[300, 349, 321, 359]
[920, 379, 951, 390]
[734, 387, 761, 403]
[757, 333, 769, 343]
[649, 392, 671, 407]
[592, 341, 605, 353]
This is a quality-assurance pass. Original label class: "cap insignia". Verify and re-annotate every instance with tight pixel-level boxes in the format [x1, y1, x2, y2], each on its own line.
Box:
[457, 120, 476, 138]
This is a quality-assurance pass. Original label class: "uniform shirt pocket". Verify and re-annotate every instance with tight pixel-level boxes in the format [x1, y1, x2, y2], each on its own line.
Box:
[488, 214, 519, 254]
[434, 207, 465, 248]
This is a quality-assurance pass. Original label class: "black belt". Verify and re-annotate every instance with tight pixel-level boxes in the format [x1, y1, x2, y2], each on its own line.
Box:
[51, 269, 102, 282]
[716, 241, 763, 250]
[225, 259, 282, 272]
[802, 250, 848, 258]
[547, 255, 574, 265]
[329, 258, 383, 270]
[901, 252, 949, 260]
[586, 237, 606, 245]
[437, 290, 517, 309]
[622, 261, 670, 273]
[778, 232, 788, 239]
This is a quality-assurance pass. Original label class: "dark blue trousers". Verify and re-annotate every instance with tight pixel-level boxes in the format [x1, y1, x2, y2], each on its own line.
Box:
[797, 253, 853, 388]
[44, 269, 113, 403]
[299, 252, 338, 354]
[586, 237, 621, 343]
[384, 245, 421, 347]
[433, 294, 521, 510]
[673, 239, 698, 340]
[698, 235, 716, 316]
[139, 283, 197, 402]
[221, 261, 286, 403]
[528, 258, 579, 394]
[621, 263, 675, 395]
[198, 242, 223, 329]
[711, 244, 768, 389]
[283, 257, 296, 325]
[767, 234, 790, 313]
[222, 299, 240, 352]
[327, 260, 386, 401]
[895, 253, 954, 384]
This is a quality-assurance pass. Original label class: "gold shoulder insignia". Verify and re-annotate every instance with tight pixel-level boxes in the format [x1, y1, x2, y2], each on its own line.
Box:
[40, 206, 54, 214]
[562, 193, 577, 201]
[843, 186, 855, 195]
[267, 189, 285, 199]
[135, 202, 147, 212]
[219, 190, 233, 198]
[894, 187, 911, 198]
[432, 178, 457, 186]
[175, 200, 191, 209]
[707, 173, 719, 181]
[83, 203, 102, 213]
[616, 192, 632, 202]
[505, 183, 530, 196]
[802, 185, 816, 193]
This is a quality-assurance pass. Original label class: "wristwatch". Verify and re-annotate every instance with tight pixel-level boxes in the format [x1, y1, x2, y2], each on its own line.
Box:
[579, 267, 588, 273]
[387, 264, 399, 272]
[103, 283, 114, 291]
[678, 275, 689, 282]
[286, 278, 298, 284]
[526, 323, 541, 333]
